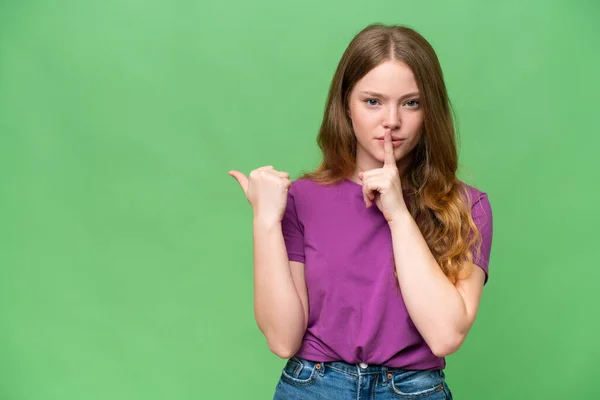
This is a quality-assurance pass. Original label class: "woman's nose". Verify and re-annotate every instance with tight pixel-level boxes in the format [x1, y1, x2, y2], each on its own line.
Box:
[383, 108, 400, 130]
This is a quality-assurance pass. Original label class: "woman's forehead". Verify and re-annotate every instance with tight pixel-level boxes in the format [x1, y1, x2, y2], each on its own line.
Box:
[353, 61, 419, 97]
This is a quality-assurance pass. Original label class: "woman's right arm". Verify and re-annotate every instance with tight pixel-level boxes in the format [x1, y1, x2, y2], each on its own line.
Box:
[253, 218, 308, 358]
[229, 166, 308, 358]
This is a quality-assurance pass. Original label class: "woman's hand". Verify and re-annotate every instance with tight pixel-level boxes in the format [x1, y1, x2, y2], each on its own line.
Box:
[228, 166, 291, 225]
[358, 131, 408, 222]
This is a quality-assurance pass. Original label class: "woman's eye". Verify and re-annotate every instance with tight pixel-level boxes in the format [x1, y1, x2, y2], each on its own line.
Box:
[405, 100, 420, 107]
[365, 99, 380, 106]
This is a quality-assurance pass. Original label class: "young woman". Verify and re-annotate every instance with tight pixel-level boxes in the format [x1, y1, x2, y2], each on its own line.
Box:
[229, 23, 493, 399]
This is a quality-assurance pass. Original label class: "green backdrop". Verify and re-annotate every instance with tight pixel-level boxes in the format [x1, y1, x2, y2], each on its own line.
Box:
[1, 0, 599, 399]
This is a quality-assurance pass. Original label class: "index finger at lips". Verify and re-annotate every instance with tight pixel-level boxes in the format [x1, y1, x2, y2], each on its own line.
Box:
[383, 130, 396, 167]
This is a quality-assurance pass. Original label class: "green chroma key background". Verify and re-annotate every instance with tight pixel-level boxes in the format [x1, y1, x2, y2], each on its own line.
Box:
[1, 0, 598, 398]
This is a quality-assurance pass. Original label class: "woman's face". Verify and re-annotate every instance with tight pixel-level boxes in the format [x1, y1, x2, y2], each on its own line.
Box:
[348, 60, 424, 177]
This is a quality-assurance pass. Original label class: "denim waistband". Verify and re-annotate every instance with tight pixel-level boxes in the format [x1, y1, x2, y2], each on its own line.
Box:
[296, 356, 443, 377]
[279, 357, 450, 399]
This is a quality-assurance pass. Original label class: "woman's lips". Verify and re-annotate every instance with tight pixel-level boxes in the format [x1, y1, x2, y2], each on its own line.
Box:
[376, 138, 405, 147]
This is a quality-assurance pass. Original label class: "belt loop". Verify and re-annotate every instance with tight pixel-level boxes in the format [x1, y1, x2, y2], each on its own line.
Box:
[382, 366, 388, 385]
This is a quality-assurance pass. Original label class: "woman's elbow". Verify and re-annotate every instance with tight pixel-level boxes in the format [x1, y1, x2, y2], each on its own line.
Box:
[430, 333, 466, 358]
[268, 340, 302, 359]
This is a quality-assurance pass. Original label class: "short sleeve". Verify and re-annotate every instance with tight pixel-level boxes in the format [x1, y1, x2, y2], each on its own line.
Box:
[281, 183, 305, 263]
[470, 191, 493, 285]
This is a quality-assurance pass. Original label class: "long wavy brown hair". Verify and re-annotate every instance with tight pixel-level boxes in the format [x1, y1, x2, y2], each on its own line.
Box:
[298, 24, 482, 284]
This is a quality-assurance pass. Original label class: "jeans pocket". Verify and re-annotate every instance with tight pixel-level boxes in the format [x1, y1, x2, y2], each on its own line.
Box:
[280, 357, 319, 387]
[387, 369, 446, 399]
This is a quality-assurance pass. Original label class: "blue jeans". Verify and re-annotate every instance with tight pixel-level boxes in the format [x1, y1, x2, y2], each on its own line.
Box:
[273, 356, 453, 399]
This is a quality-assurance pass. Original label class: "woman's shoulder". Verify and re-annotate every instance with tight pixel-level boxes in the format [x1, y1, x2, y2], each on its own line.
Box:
[459, 180, 490, 207]
[288, 177, 314, 195]
[461, 181, 492, 219]
[289, 177, 316, 189]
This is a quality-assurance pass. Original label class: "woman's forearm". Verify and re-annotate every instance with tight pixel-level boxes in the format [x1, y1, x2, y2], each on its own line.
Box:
[388, 211, 469, 357]
[252, 217, 307, 358]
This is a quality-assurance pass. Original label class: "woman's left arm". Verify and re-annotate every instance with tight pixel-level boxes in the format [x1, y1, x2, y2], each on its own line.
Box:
[359, 131, 492, 357]
[388, 212, 486, 358]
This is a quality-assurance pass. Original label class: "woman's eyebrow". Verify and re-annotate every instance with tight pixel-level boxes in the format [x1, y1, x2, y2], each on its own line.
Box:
[359, 91, 420, 100]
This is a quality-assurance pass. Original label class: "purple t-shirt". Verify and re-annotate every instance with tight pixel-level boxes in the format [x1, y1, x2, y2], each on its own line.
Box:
[281, 178, 493, 370]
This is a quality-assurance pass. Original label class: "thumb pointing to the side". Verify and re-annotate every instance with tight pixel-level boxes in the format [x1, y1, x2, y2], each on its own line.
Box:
[228, 170, 249, 196]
